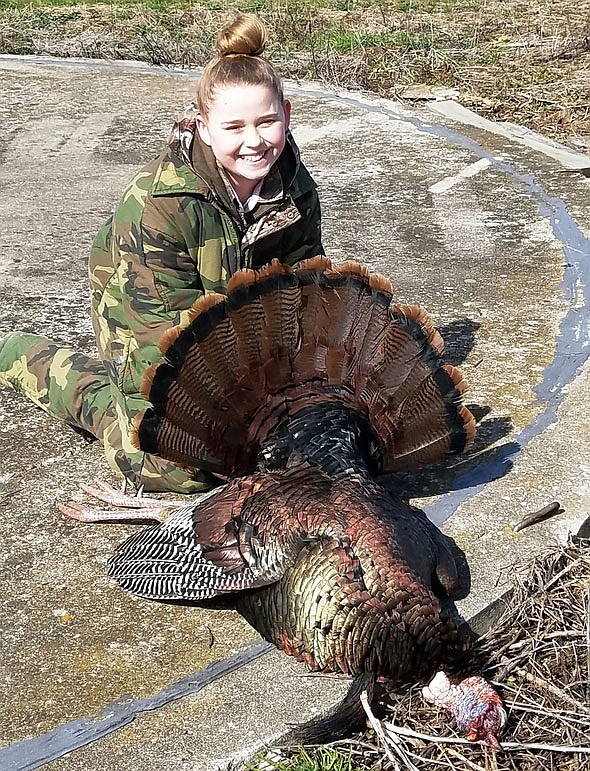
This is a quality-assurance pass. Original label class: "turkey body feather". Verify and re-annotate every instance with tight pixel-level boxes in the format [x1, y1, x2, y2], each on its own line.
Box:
[108, 256, 477, 688]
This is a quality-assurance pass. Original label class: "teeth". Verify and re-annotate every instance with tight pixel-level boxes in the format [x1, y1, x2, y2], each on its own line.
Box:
[241, 155, 264, 163]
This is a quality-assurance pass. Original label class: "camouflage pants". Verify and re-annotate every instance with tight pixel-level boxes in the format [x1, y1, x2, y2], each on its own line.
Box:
[0, 332, 213, 493]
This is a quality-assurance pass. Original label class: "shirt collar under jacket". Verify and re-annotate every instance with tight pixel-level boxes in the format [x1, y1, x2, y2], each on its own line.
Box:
[218, 166, 285, 218]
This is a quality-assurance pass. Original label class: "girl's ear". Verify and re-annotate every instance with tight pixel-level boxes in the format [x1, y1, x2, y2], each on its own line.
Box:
[283, 100, 291, 132]
[196, 115, 211, 146]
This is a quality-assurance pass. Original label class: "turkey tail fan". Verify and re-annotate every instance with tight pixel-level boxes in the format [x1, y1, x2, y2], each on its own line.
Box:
[132, 256, 475, 476]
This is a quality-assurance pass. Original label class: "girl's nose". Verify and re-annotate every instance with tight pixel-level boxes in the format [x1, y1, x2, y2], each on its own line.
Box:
[242, 125, 263, 148]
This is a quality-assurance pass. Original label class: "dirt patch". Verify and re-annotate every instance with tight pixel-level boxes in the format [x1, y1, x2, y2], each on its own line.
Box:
[1, 1, 589, 147]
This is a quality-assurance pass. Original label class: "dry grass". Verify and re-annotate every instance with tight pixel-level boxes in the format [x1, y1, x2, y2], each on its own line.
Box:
[0, 0, 589, 145]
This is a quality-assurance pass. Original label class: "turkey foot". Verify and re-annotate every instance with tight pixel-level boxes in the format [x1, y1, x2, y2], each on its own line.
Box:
[58, 479, 179, 523]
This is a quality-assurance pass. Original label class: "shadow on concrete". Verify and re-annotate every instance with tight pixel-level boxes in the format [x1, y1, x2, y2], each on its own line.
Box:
[438, 316, 481, 367]
[381, 314, 516, 499]
[384, 431, 517, 501]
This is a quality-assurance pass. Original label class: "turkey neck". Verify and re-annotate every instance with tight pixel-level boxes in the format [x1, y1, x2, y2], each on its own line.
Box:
[257, 401, 382, 478]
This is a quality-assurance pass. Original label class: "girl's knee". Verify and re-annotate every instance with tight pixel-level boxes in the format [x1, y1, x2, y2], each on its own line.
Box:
[0, 332, 57, 403]
[111, 449, 213, 494]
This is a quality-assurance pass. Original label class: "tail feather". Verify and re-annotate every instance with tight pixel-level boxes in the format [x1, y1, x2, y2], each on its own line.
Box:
[133, 257, 475, 475]
[226, 262, 301, 371]
[297, 256, 339, 343]
[297, 262, 390, 387]
[133, 411, 230, 472]
[150, 330, 229, 412]
[387, 373, 466, 469]
[395, 304, 445, 355]
[375, 305, 447, 409]
[355, 297, 390, 375]
[192, 315, 240, 395]
[255, 263, 302, 357]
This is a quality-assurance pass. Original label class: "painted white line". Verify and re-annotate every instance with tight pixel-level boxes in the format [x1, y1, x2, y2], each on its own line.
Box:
[429, 157, 492, 194]
[429, 99, 590, 170]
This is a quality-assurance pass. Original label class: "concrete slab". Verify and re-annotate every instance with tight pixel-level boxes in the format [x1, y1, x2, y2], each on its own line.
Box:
[0, 55, 589, 770]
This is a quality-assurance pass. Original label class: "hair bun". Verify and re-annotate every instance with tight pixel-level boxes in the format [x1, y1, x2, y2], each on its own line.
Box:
[216, 13, 267, 57]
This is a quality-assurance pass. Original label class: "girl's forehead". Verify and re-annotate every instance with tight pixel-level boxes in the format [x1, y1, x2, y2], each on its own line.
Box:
[208, 83, 283, 115]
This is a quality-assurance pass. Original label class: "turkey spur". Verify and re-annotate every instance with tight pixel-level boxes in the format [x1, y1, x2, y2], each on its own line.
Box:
[61, 256, 506, 746]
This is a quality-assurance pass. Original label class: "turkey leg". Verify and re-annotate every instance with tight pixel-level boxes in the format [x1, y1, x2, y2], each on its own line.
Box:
[57, 478, 180, 523]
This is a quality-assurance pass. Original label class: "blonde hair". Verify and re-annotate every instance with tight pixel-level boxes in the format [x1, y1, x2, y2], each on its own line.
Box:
[197, 14, 284, 118]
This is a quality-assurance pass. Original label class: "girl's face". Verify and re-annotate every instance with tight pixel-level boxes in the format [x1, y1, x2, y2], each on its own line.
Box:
[197, 83, 291, 204]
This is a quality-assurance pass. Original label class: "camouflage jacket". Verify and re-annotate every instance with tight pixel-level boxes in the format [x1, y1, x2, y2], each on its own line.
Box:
[89, 104, 323, 419]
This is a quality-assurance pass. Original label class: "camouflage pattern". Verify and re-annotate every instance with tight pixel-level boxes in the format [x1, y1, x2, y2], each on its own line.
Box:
[1, 108, 322, 492]
[0, 332, 214, 492]
[0, 332, 112, 437]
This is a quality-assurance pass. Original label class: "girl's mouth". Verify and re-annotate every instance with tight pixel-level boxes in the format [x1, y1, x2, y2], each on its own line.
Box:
[240, 153, 265, 164]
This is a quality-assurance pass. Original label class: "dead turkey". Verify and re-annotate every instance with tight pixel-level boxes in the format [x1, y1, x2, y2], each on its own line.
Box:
[62, 256, 506, 746]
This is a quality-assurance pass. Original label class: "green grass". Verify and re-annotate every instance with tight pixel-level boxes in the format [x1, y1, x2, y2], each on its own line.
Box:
[306, 27, 444, 53]
[245, 746, 368, 771]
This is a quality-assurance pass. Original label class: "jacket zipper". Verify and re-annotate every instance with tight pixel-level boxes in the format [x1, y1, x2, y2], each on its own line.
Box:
[205, 190, 252, 276]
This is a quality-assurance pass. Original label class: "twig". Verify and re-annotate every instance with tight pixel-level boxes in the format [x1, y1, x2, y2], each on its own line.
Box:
[383, 720, 590, 754]
[360, 691, 407, 771]
[360, 691, 401, 770]
[500, 740, 590, 754]
[383, 721, 477, 747]
[542, 557, 581, 592]
[497, 699, 589, 727]
[445, 747, 490, 771]
[513, 501, 563, 532]
[514, 667, 584, 710]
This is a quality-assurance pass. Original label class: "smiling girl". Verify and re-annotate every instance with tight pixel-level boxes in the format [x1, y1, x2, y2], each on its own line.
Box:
[0, 13, 323, 493]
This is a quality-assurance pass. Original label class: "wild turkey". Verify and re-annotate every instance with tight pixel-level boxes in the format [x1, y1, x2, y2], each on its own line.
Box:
[62, 256, 506, 746]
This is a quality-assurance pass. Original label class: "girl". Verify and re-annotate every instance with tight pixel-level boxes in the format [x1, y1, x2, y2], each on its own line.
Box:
[0, 14, 323, 493]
